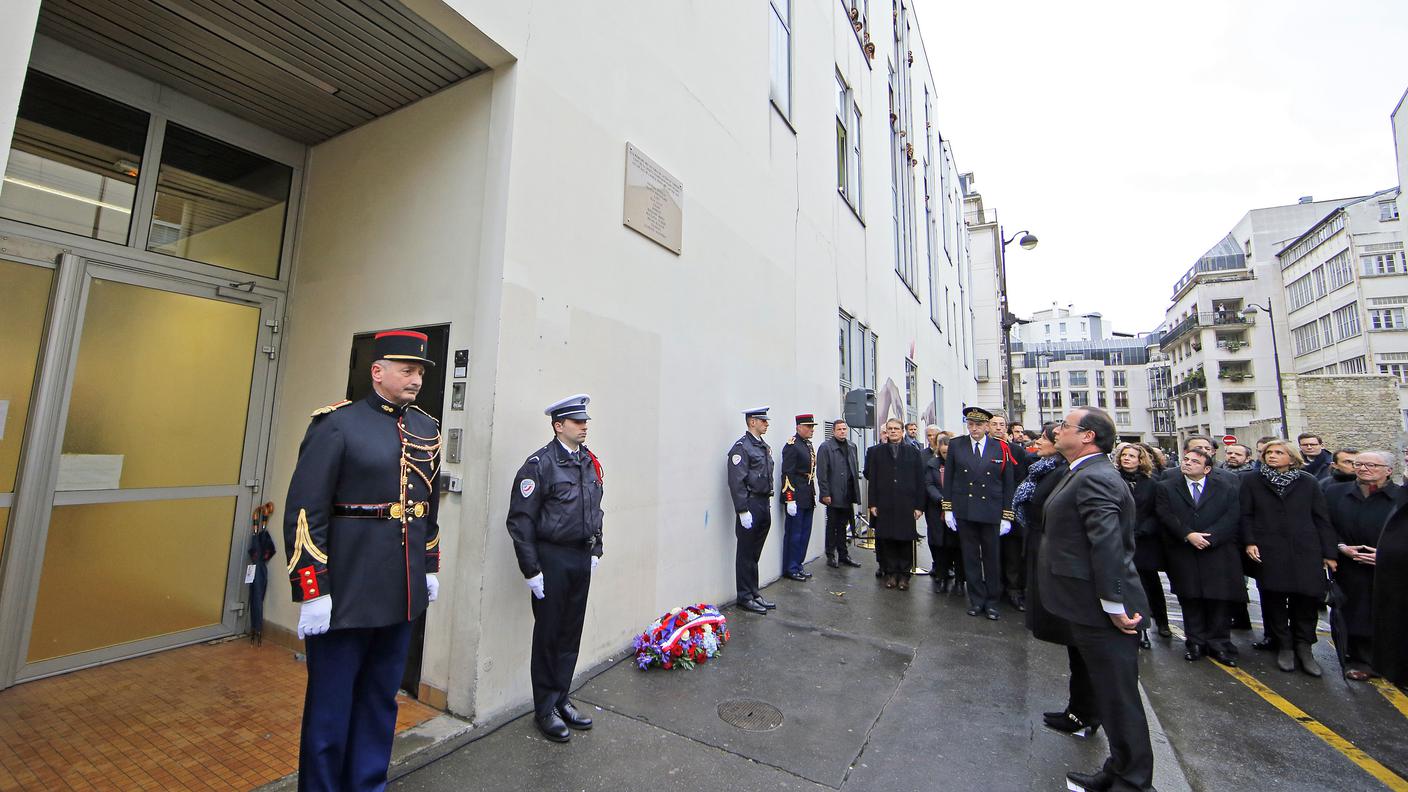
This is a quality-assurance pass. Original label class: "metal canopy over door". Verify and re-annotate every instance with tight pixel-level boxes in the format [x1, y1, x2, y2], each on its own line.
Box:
[13, 254, 277, 680]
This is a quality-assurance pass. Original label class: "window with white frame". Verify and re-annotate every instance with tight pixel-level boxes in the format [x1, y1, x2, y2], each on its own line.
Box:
[1362, 252, 1404, 276]
[1291, 321, 1322, 355]
[1287, 273, 1316, 310]
[932, 379, 943, 424]
[1313, 266, 1328, 298]
[1341, 356, 1367, 374]
[1114, 391, 1130, 408]
[1070, 391, 1089, 407]
[905, 358, 919, 421]
[1333, 302, 1361, 341]
[1096, 370, 1105, 387]
[1382, 199, 1401, 222]
[1112, 370, 1127, 387]
[1116, 411, 1131, 425]
[1326, 250, 1355, 291]
[1108, 351, 1124, 366]
[1068, 370, 1089, 387]
[835, 73, 860, 210]
[1319, 314, 1335, 345]
[1370, 307, 1407, 330]
[841, 0, 869, 54]
[1097, 391, 1108, 408]
[769, 0, 791, 117]
[1380, 363, 1408, 384]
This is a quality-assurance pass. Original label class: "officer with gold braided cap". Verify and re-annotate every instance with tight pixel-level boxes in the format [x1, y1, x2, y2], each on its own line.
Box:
[283, 329, 442, 791]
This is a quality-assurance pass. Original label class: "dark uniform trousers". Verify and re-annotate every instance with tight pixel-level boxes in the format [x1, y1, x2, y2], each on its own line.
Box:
[825, 506, 855, 561]
[1070, 622, 1154, 791]
[300, 622, 413, 792]
[782, 506, 814, 575]
[736, 496, 773, 600]
[958, 519, 1002, 609]
[530, 541, 594, 720]
[1182, 598, 1233, 653]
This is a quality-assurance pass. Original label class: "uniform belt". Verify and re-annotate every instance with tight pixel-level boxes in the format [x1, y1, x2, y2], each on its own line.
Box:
[333, 501, 429, 520]
[542, 536, 597, 550]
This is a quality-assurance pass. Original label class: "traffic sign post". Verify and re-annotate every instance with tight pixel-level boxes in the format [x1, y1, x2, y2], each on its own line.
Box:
[1222, 434, 1237, 446]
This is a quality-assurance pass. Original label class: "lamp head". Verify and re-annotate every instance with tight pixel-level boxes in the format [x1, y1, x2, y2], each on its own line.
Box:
[1018, 233, 1038, 250]
[1240, 305, 1258, 317]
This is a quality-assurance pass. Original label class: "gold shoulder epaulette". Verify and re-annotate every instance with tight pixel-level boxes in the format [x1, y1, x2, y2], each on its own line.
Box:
[311, 399, 352, 417]
[787, 436, 797, 445]
[409, 405, 440, 425]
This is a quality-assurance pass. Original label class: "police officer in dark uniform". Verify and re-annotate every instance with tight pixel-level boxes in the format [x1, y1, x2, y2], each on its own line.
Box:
[941, 406, 1016, 621]
[728, 407, 775, 614]
[506, 394, 604, 743]
[781, 414, 818, 581]
[284, 329, 442, 792]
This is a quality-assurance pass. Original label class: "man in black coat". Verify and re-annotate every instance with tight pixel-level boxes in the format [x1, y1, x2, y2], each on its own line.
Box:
[1155, 447, 1245, 666]
[1324, 451, 1398, 681]
[990, 413, 1029, 610]
[865, 418, 927, 590]
[1039, 407, 1153, 792]
[1298, 432, 1334, 479]
[780, 414, 819, 581]
[816, 419, 863, 568]
[942, 406, 1017, 619]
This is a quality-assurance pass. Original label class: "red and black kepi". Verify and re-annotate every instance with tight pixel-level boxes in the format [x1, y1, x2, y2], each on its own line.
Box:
[374, 329, 436, 366]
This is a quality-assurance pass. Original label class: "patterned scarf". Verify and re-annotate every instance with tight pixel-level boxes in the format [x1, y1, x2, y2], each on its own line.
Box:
[1013, 454, 1065, 529]
[1259, 464, 1304, 497]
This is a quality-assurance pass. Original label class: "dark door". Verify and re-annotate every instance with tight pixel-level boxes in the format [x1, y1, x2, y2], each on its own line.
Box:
[346, 324, 448, 699]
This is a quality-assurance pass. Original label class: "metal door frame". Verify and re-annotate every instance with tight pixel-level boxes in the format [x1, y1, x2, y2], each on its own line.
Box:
[0, 241, 283, 687]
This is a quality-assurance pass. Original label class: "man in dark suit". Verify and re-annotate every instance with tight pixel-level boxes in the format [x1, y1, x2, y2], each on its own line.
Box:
[942, 406, 1017, 620]
[990, 412, 1030, 611]
[1040, 407, 1154, 792]
[816, 419, 863, 568]
[865, 418, 927, 590]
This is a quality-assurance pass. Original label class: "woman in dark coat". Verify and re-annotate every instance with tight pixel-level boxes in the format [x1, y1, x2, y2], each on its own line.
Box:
[1157, 447, 1246, 665]
[1374, 484, 1408, 687]
[924, 433, 964, 593]
[1242, 439, 1338, 677]
[1324, 451, 1398, 681]
[865, 419, 927, 590]
[1013, 425, 1092, 736]
[1116, 442, 1168, 648]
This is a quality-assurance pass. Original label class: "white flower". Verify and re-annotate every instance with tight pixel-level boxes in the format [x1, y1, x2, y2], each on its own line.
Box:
[702, 624, 714, 634]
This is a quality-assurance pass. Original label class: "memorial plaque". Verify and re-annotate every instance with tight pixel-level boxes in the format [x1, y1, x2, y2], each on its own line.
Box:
[623, 142, 683, 254]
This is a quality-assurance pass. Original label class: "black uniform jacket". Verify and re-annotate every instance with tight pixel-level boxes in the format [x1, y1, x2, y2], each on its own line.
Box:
[942, 435, 1016, 525]
[816, 437, 860, 506]
[507, 439, 605, 579]
[1325, 480, 1398, 637]
[780, 434, 817, 507]
[1240, 472, 1336, 596]
[1155, 473, 1246, 601]
[727, 433, 774, 512]
[283, 391, 441, 629]
[1037, 455, 1148, 628]
[864, 441, 926, 541]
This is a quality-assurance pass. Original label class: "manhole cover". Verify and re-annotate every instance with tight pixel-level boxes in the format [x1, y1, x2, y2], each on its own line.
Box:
[717, 699, 784, 731]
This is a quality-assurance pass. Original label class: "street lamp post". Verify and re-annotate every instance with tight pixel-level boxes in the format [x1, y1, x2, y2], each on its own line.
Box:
[999, 228, 1038, 418]
[1241, 302, 1290, 439]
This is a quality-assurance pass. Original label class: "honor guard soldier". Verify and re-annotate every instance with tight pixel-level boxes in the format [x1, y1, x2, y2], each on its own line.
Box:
[941, 406, 1016, 621]
[781, 414, 818, 581]
[283, 329, 442, 792]
[728, 407, 775, 614]
[506, 394, 604, 744]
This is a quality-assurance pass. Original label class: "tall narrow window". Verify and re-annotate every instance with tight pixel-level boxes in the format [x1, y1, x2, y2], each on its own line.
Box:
[835, 73, 861, 211]
[769, 0, 792, 118]
[905, 358, 919, 422]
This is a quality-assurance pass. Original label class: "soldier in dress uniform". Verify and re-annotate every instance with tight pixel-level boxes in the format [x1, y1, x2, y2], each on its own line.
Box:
[728, 407, 776, 614]
[506, 394, 604, 743]
[781, 414, 819, 581]
[283, 329, 442, 792]
[941, 406, 1017, 621]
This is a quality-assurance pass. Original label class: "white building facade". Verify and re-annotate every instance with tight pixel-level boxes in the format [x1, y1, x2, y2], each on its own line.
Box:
[1010, 336, 1159, 443]
[0, 0, 985, 726]
[1010, 306, 1106, 345]
[962, 176, 1007, 413]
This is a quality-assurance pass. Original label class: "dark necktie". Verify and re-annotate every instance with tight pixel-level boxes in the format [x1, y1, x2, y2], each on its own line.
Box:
[973, 440, 981, 457]
[1191, 481, 1202, 504]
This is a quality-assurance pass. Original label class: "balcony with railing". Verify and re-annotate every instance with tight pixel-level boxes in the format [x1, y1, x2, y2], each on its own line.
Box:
[1170, 369, 1207, 397]
[1161, 311, 1254, 347]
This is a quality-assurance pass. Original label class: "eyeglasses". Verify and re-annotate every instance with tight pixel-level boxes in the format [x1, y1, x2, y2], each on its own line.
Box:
[1056, 420, 1091, 433]
[1351, 462, 1389, 469]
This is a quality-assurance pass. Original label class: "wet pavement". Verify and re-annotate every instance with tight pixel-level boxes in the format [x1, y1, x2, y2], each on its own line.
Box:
[393, 557, 1407, 792]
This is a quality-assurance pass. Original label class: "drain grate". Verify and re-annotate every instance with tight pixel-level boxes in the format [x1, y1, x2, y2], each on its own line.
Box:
[717, 699, 784, 732]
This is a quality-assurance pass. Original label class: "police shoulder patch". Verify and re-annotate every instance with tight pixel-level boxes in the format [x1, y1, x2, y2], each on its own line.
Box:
[311, 399, 352, 417]
[731, 454, 742, 466]
[520, 478, 536, 498]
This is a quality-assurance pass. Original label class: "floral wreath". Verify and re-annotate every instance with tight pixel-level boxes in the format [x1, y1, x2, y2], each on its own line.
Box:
[633, 603, 730, 670]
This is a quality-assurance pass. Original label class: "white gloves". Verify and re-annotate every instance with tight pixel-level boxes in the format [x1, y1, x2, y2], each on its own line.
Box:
[297, 595, 331, 640]
[591, 556, 600, 572]
[739, 511, 754, 530]
[787, 502, 798, 517]
[426, 573, 438, 603]
[944, 511, 957, 531]
[526, 572, 545, 599]
[1000, 519, 1012, 537]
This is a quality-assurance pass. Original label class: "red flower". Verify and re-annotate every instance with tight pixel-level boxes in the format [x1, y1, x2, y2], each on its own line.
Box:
[671, 644, 684, 657]
[662, 659, 672, 669]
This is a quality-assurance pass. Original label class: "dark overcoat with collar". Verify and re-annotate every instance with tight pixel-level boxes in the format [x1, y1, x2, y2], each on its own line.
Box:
[1155, 472, 1246, 601]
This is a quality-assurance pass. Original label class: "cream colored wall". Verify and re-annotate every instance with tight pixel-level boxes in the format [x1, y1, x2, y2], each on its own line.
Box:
[0, 0, 40, 180]
[451, 0, 980, 721]
[264, 72, 498, 699]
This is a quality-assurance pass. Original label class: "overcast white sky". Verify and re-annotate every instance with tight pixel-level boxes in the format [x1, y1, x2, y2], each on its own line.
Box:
[913, 0, 1408, 334]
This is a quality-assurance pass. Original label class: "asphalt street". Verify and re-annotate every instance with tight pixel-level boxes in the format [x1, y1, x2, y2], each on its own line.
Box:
[392, 552, 1408, 792]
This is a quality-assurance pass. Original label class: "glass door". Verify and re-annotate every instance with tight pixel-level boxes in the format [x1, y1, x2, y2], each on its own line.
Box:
[19, 258, 275, 674]
[0, 256, 55, 578]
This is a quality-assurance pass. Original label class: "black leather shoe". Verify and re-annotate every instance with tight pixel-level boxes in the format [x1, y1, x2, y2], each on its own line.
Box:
[967, 606, 982, 617]
[1252, 637, 1276, 651]
[1044, 711, 1101, 738]
[1012, 596, 1026, 612]
[952, 581, 967, 596]
[1184, 645, 1205, 662]
[1065, 769, 1114, 791]
[558, 701, 593, 730]
[740, 598, 767, 614]
[753, 596, 776, 610]
[1138, 630, 1152, 650]
[786, 572, 808, 581]
[985, 609, 1000, 621]
[1157, 623, 1173, 638]
[840, 557, 862, 567]
[535, 713, 571, 742]
[1208, 649, 1237, 667]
